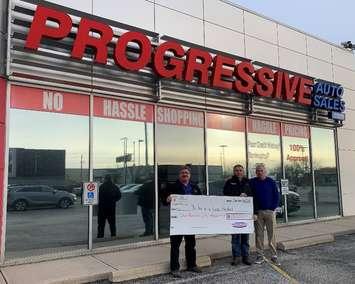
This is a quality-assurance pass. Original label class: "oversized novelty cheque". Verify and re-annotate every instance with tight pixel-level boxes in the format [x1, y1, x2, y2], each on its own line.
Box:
[170, 195, 254, 235]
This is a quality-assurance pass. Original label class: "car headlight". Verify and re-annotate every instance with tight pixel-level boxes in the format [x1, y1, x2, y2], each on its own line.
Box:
[70, 193, 77, 201]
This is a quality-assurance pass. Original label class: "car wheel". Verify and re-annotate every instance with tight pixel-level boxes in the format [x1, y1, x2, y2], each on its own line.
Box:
[13, 200, 27, 211]
[58, 198, 72, 209]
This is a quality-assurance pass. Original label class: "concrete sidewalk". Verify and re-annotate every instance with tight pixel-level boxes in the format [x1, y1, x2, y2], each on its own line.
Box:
[1, 217, 354, 284]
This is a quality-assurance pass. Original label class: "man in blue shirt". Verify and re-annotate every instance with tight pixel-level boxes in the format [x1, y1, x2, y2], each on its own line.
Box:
[250, 163, 280, 265]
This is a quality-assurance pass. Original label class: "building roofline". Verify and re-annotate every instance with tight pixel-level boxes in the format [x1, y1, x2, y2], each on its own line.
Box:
[220, 0, 354, 54]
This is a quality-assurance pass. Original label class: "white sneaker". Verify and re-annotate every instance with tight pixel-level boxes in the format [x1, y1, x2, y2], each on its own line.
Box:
[255, 255, 265, 264]
[271, 255, 281, 266]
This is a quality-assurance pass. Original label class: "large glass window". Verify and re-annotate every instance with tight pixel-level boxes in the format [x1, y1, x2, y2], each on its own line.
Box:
[311, 127, 340, 217]
[156, 106, 205, 237]
[282, 124, 314, 222]
[247, 119, 282, 179]
[247, 119, 283, 222]
[5, 83, 342, 260]
[7, 86, 89, 258]
[207, 113, 246, 196]
[92, 97, 155, 246]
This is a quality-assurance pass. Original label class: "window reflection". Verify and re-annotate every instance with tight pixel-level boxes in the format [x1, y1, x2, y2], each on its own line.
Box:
[7, 109, 89, 258]
[207, 114, 246, 196]
[156, 107, 206, 237]
[247, 119, 283, 222]
[93, 106, 155, 245]
[283, 130, 314, 221]
[247, 134, 282, 180]
[311, 128, 340, 217]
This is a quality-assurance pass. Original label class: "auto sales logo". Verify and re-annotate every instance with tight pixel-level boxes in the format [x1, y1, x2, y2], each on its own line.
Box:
[312, 81, 346, 121]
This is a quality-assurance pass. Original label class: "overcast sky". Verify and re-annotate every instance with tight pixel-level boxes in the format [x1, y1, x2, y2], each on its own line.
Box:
[232, 0, 355, 46]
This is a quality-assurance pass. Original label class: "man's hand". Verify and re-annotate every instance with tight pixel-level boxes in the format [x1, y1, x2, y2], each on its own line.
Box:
[166, 195, 172, 203]
[240, 193, 247, 197]
[253, 214, 258, 221]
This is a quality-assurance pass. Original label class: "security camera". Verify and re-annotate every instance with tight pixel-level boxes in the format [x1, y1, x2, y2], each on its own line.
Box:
[341, 41, 354, 50]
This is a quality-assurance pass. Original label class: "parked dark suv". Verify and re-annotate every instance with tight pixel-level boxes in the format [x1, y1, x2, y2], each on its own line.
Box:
[7, 185, 77, 211]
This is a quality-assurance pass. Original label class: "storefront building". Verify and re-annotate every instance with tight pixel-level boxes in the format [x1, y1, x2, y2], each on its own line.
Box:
[0, 0, 354, 263]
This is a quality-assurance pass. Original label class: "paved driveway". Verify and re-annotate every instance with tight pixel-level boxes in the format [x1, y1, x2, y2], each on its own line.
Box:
[111, 234, 355, 284]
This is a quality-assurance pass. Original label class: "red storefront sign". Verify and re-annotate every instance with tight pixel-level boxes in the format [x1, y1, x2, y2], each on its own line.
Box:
[207, 113, 245, 132]
[157, 106, 204, 128]
[281, 123, 310, 139]
[247, 118, 280, 135]
[25, 5, 313, 106]
[93, 97, 154, 122]
[10, 85, 90, 116]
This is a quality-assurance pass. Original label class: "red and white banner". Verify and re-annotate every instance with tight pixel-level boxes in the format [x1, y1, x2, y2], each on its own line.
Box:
[247, 118, 280, 135]
[0, 78, 6, 256]
[0, 79, 5, 124]
[157, 106, 204, 128]
[93, 97, 153, 122]
[207, 113, 245, 132]
[282, 123, 310, 139]
[10, 85, 90, 116]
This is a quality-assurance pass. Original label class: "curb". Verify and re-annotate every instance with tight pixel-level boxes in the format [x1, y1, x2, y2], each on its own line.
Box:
[51, 272, 112, 284]
[333, 229, 355, 237]
[277, 234, 334, 251]
[110, 255, 212, 283]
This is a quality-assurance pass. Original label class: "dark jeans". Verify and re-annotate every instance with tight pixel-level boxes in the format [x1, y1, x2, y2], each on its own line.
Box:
[97, 209, 116, 237]
[170, 235, 196, 271]
[141, 206, 154, 234]
[231, 234, 249, 257]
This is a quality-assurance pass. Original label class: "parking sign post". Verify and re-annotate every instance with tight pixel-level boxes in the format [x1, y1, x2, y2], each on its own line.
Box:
[83, 182, 98, 250]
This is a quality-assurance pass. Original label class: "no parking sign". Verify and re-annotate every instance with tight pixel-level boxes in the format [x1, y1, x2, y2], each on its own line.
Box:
[83, 182, 98, 205]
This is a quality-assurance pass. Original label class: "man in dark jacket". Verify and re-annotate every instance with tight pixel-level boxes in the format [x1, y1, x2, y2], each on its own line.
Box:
[97, 175, 121, 238]
[135, 178, 155, 237]
[165, 166, 202, 278]
[223, 164, 252, 266]
[249, 163, 280, 265]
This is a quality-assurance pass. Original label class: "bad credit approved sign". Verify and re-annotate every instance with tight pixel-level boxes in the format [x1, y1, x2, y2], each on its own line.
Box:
[170, 195, 254, 235]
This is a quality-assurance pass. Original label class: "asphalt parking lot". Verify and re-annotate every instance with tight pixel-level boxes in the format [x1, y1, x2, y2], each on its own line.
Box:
[92, 233, 355, 284]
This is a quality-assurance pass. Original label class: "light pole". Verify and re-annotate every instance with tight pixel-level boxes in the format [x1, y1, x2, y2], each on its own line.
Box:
[121, 137, 128, 184]
[144, 122, 148, 166]
[138, 139, 144, 166]
[132, 141, 136, 181]
[80, 154, 84, 182]
[219, 145, 227, 177]
[132, 141, 136, 166]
